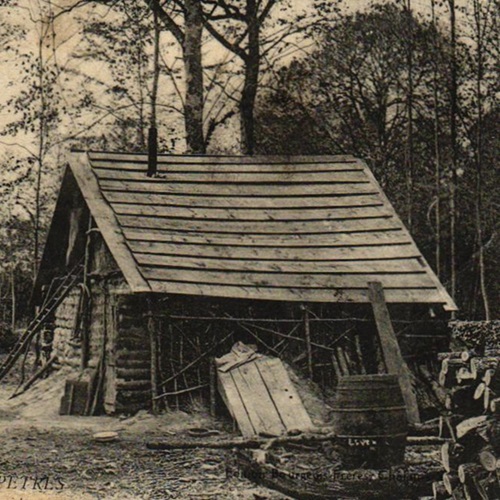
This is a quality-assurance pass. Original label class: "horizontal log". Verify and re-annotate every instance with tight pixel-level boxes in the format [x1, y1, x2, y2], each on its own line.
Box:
[116, 379, 151, 390]
[437, 351, 474, 362]
[146, 432, 444, 451]
[115, 359, 150, 369]
[116, 390, 152, 403]
[116, 368, 150, 379]
[116, 349, 150, 361]
[115, 402, 150, 414]
[470, 357, 498, 377]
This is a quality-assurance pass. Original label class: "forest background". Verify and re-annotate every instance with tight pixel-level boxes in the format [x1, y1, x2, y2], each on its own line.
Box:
[0, 0, 498, 342]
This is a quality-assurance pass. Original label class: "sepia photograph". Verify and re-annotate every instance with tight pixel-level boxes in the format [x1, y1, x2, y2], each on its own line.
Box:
[0, 0, 498, 498]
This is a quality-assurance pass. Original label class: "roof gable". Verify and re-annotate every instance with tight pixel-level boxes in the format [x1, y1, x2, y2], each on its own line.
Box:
[68, 151, 456, 310]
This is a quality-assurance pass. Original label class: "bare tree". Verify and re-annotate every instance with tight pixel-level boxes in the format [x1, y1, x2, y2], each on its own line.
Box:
[202, 0, 279, 154]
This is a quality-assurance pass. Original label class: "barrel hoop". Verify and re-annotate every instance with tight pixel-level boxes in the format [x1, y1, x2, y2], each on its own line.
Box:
[330, 406, 407, 412]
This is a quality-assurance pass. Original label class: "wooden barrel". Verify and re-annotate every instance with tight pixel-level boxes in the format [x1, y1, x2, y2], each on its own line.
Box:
[330, 374, 408, 468]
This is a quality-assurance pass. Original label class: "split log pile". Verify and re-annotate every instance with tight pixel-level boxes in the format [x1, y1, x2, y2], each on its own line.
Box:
[432, 350, 500, 500]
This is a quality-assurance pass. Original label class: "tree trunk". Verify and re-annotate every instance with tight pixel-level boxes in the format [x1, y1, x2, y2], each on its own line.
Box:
[34, 29, 45, 280]
[183, 0, 205, 154]
[240, 0, 259, 155]
[472, 0, 490, 319]
[405, 0, 414, 230]
[448, 0, 458, 315]
[10, 265, 16, 332]
[431, 0, 441, 278]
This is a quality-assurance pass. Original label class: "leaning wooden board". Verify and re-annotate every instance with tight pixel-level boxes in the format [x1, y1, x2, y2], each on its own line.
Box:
[217, 356, 313, 437]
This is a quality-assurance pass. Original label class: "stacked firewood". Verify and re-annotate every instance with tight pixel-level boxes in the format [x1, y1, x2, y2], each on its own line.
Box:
[432, 350, 500, 500]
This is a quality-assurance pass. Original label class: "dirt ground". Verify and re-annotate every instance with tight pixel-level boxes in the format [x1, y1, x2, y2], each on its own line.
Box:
[0, 368, 291, 500]
[0, 367, 442, 500]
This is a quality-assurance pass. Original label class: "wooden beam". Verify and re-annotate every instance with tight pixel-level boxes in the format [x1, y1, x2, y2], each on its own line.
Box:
[368, 281, 420, 424]
[302, 307, 313, 380]
[147, 297, 160, 415]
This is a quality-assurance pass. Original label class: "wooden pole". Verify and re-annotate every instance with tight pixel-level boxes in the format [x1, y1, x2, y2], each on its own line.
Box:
[148, 297, 160, 415]
[81, 215, 93, 370]
[209, 357, 217, 417]
[10, 354, 57, 399]
[368, 282, 420, 424]
[302, 306, 313, 380]
[146, 433, 445, 451]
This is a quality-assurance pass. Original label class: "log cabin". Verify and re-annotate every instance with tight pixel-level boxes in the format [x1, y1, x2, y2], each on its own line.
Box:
[26, 152, 456, 417]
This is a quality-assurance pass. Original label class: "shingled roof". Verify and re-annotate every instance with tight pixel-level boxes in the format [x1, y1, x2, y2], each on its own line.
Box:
[67, 151, 456, 310]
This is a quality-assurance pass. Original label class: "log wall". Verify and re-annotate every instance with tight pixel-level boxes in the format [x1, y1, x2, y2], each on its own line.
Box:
[52, 286, 83, 369]
[111, 294, 151, 414]
[88, 285, 106, 369]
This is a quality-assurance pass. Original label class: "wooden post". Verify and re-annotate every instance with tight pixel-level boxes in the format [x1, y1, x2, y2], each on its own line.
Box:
[302, 306, 313, 380]
[368, 282, 420, 424]
[81, 215, 93, 370]
[148, 296, 160, 415]
[209, 357, 217, 418]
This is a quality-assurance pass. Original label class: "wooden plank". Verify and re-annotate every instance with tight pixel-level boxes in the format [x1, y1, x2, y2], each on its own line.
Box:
[134, 253, 426, 273]
[94, 169, 368, 183]
[129, 241, 420, 260]
[359, 160, 457, 311]
[93, 162, 363, 173]
[254, 357, 313, 432]
[230, 364, 286, 436]
[368, 281, 420, 424]
[69, 154, 150, 292]
[103, 191, 383, 209]
[99, 179, 376, 196]
[240, 362, 288, 435]
[117, 214, 401, 234]
[141, 268, 437, 289]
[217, 372, 255, 436]
[112, 204, 388, 221]
[123, 227, 411, 246]
[147, 279, 449, 304]
[88, 152, 359, 165]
